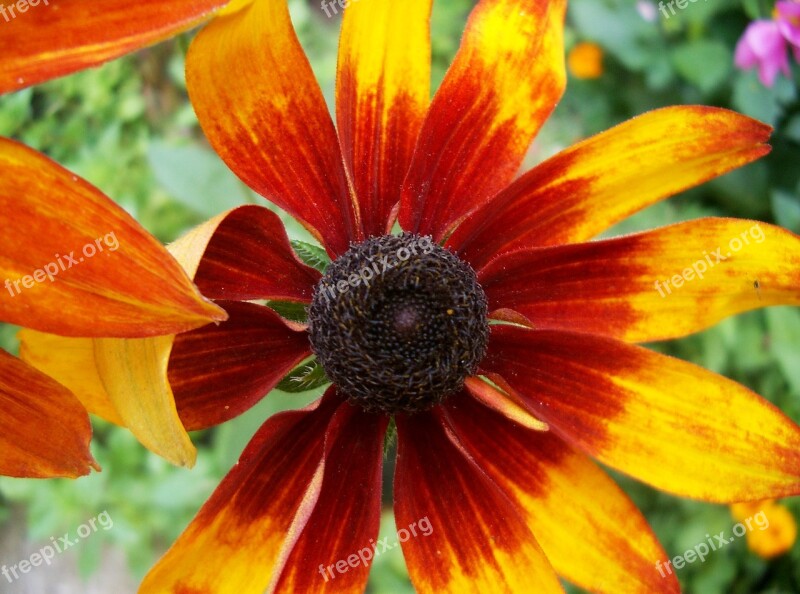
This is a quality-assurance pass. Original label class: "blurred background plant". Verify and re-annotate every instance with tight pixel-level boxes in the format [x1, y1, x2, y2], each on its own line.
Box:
[0, 0, 799, 592]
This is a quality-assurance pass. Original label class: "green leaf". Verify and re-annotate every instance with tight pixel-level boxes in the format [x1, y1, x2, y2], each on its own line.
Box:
[732, 70, 795, 126]
[291, 240, 331, 273]
[771, 189, 800, 233]
[672, 40, 731, 94]
[742, 0, 762, 19]
[568, 0, 655, 72]
[383, 417, 397, 456]
[265, 300, 309, 324]
[276, 358, 330, 393]
[147, 141, 249, 217]
[765, 308, 800, 394]
[784, 113, 800, 144]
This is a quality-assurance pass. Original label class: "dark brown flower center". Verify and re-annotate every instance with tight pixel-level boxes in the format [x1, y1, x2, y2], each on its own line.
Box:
[308, 233, 489, 415]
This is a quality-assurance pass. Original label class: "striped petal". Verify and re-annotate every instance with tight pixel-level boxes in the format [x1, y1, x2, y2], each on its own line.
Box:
[480, 218, 800, 342]
[186, 0, 359, 256]
[270, 404, 387, 593]
[336, 0, 432, 236]
[0, 138, 225, 337]
[449, 106, 772, 268]
[140, 392, 359, 594]
[399, 0, 566, 240]
[191, 205, 321, 303]
[170, 301, 311, 431]
[18, 329, 122, 425]
[481, 326, 800, 502]
[394, 411, 564, 594]
[445, 392, 679, 594]
[0, 349, 97, 478]
[0, 0, 228, 94]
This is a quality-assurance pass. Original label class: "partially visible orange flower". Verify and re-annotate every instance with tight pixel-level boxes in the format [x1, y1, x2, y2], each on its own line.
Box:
[568, 41, 603, 79]
[0, 138, 225, 478]
[731, 500, 798, 559]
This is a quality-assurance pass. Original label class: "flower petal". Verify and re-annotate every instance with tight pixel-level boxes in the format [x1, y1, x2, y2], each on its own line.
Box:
[399, 0, 566, 240]
[480, 218, 800, 342]
[190, 205, 321, 302]
[0, 349, 97, 478]
[140, 392, 348, 594]
[394, 411, 564, 594]
[170, 300, 311, 430]
[445, 392, 679, 594]
[482, 326, 800, 502]
[186, 0, 359, 255]
[270, 404, 388, 593]
[0, 0, 229, 94]
[0, 138, 225, 337]
[336, 0, 432, 236]
[21, 215, 234, 466]
[464, 375, 549, 432]
[449, 106, 772, 268]
[18, 329, 122, 425]
[93, 335, 196, 468]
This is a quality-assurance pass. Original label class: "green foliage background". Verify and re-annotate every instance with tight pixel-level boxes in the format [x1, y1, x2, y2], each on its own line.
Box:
[0, 0, 799, 592]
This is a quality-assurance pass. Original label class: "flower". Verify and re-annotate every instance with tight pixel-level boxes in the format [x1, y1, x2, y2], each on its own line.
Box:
[777, 0, 800, 53]
[14, 0, 800, 592]
[735, 1, 800, 87]
[730, 500, 798, 559]
[0, 138, 225, 479]
[567, 41, 604, 79]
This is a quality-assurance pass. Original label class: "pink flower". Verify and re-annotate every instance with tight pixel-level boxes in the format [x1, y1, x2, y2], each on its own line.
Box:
[735, 20, 791, 86]
[735, 1, 800, 87]
[777, 1, 800, 59]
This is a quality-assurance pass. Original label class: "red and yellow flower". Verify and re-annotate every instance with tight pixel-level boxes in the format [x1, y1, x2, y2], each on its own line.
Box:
[6, 0, 800, 593]
[0, 139, 225, 478]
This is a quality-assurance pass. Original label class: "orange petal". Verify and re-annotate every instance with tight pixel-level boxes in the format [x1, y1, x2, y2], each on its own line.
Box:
[0, 138, 225, 337]
[399, 0, 567, 240]
[0, 0, 229, 94]
[445, 393, 679, 594]
[18, 329, 123, 425]
[394, 411, 564, 594]
[186, 0, 359, 256]
[270, 404, 388, 593]
[140, 392, 347, 594]
[480, 218, 800, 342]
[88, 204, 318, 464]
[19, 213, 243, 465]
[170, 301, 311, 430]
[450, 106, 772, 268]
[0, 349, 97, 478]
[336, 0, 432, 236]
[482, 326, 800, 502]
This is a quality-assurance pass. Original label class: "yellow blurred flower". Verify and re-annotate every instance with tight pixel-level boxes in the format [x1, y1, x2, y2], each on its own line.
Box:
[730, 500, 797, 559]
[568, 41, 604, 79]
